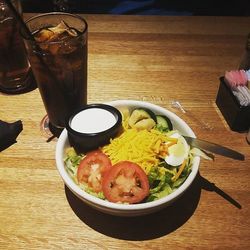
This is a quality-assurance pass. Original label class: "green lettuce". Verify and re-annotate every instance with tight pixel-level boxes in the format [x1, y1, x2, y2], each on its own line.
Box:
[146, 157, 192, 202]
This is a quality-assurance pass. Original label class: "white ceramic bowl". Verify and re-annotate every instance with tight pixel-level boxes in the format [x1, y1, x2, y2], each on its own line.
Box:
[56, 100, 200, 216]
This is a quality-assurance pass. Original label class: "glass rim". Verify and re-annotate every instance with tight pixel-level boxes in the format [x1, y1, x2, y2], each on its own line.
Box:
[22, 12, 88, 44]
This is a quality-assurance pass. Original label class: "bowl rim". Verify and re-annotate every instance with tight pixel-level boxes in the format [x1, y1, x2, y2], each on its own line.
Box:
[56, 100, 200, 211]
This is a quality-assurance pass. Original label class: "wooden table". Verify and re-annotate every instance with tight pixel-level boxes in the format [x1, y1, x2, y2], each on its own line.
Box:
[1, 14, 249, 249]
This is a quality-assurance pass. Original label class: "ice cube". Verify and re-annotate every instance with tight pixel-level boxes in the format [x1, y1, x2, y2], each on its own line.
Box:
[35, 29, 54, 42]
[48, 21, 78, 38]
[34, 21, 79, 55]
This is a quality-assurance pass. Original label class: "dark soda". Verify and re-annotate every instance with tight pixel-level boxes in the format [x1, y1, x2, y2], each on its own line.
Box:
[0, 2, 31, 93]
[26, 22, 87, 129]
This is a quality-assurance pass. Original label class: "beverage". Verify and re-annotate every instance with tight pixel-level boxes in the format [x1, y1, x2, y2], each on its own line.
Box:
[0, 0, 31, 93]
[23, 13, 88, 132]
[31, 24, 87, 128]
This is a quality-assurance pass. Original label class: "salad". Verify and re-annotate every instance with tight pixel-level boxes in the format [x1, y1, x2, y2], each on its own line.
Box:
[64, 107, 207, 204]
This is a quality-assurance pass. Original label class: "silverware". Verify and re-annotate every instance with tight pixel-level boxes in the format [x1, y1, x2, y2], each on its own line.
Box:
[183, 136, 245, 161]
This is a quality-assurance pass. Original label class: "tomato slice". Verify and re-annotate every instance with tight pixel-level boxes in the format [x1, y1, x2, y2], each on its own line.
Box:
[77, 150, 112, 193]
[102, 161, 149, 204]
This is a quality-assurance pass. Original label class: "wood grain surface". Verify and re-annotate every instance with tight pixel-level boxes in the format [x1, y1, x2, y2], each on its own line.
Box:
[0, 14, 249, 250]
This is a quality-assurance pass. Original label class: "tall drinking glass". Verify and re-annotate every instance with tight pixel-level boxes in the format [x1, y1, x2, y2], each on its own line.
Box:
[0, 0, 32, 94]
[22, 12, 88, 136]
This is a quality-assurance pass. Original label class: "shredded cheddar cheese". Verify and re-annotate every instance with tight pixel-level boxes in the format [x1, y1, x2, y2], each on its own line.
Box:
[103, 127, 171, 174]
[171, 159, 187, 181]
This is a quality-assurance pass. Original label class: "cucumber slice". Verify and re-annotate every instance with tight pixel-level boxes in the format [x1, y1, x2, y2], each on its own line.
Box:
[156, 115, 173, 132]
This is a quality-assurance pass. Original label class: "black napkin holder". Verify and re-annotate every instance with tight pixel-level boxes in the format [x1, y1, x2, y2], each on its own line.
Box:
[216, 77, 250, 131]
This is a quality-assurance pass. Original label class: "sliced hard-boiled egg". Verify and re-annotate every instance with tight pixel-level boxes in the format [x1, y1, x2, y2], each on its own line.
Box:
[165, 132, 190, 166]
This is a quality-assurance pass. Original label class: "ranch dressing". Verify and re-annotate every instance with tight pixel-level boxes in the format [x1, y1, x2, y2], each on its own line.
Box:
[70, 108, 117, 133]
